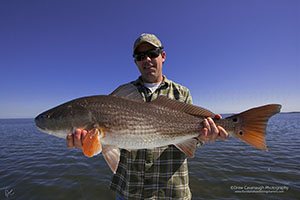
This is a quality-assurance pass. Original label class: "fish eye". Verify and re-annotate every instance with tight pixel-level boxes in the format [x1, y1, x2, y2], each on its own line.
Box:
[45, 114, 51, 119]
[232, 118, 238, 122]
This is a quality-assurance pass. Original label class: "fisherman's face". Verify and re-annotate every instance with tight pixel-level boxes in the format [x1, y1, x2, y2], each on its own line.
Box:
[134, 43, 165, 83]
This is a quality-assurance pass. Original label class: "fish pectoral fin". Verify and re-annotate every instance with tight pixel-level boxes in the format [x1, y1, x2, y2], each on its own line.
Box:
[174, 138, 198, 158]
[102, 145, 120, 174]
[83, 128, 102, 157]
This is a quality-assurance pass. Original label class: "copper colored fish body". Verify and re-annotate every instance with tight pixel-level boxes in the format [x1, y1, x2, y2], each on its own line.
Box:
[35, 95, 281, 173]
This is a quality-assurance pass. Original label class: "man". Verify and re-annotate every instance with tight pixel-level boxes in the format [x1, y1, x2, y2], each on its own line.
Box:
[66, 33, 228, 199]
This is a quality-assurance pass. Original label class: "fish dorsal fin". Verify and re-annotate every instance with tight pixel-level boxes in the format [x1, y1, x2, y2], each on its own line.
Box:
[175, 138, 198, 158]
[110, 83, 144, 102]
[150, 96, 215, 118]
[102, 145, 120, 174]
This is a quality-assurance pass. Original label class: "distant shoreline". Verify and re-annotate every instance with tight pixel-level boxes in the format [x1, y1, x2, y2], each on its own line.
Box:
[221, 112, 300, 116]
[280, 112, 300, 114]
[0, 118, 34, 120]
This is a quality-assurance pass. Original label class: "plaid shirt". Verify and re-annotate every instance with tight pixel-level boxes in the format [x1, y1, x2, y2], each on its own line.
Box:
[110, 76, 199, 200]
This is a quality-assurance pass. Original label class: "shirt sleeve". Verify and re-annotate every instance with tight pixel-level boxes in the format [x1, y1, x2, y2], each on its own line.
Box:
[184, 89, 193, 105]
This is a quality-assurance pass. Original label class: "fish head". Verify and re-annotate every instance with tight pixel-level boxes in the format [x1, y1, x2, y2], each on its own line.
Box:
[35, 100, 92, 138]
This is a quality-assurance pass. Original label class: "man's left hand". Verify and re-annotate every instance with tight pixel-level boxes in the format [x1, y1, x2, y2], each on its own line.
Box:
[197, 114, 229, 142]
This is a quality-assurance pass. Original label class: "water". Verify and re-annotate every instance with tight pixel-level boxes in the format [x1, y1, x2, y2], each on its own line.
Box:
[0, 114, 299, 199]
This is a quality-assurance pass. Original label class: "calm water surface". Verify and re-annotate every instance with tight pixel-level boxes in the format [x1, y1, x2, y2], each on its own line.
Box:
[0, 113, 299, 199]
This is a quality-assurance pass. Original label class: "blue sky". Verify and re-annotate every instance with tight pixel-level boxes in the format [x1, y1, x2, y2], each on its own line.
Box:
[1, 0, 299, 118]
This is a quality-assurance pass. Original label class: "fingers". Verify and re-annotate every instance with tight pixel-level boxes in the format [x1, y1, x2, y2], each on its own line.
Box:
[207, 118, 219, 142]
[81, 129, 88, 144]
[66, 128, 87, 150]
[198, 117, 228, 143]
[74, 129, 84, 149]
[66, 133, 74, 148]
[198, 128, 209, 142]
[202, 118, 211, 133]
[217, 126, 229, 140]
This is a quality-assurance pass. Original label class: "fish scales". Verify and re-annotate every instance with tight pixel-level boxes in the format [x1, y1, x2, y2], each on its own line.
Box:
[35, 94, 281, 173]
[83, 96, 203, 148]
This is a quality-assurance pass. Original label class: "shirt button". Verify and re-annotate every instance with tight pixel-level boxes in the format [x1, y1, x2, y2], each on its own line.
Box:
[146, 160, 151, 164]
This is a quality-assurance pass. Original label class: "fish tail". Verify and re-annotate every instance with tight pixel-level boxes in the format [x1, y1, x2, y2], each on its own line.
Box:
[226, 104, 281, 151]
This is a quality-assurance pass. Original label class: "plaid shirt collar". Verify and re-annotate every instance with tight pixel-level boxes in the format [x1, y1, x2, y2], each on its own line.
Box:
[132, 75, 170, 90]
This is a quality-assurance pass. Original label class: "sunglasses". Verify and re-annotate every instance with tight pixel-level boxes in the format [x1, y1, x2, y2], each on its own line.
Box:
[133, 49, 163, 61]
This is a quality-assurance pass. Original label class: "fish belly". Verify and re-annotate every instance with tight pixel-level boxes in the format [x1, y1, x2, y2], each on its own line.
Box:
[101, 129, 200, 149]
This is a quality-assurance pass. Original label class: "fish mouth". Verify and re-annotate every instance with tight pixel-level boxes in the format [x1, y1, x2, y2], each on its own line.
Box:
[36, 126, 48, 134]
[34, 114, 45, 130]
[35, 115, 42, 128]
[35, 119, 72, 138]
[34, 112, 74, 139]
[34, 119, 49, 135]
[34, 113, 54, 134]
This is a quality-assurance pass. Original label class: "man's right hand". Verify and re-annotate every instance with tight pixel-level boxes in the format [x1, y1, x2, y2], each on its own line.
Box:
[66, 128, 88, 150]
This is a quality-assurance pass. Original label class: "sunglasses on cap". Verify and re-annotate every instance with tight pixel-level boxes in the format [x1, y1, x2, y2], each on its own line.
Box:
[133, 49, 163, 61]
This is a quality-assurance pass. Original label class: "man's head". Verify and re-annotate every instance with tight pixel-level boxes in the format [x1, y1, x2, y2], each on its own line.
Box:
[133, 33, 166, 83]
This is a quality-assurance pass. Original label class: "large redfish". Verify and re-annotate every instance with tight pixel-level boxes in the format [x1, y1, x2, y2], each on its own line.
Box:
[35, 94, 281, 173]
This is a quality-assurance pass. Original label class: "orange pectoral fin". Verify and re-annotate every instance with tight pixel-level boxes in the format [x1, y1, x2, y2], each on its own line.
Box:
[83, 128, 102, 157]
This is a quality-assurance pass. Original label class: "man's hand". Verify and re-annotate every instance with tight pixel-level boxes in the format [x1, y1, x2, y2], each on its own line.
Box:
[66, 128, 88, 149]
[197, 114, 229, 143]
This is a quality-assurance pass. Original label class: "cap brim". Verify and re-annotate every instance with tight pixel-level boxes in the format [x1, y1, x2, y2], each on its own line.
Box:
[133, 41, 161, 54]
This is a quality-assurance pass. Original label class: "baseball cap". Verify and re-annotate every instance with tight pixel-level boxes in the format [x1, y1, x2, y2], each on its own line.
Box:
[133, 33, 164, 54]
